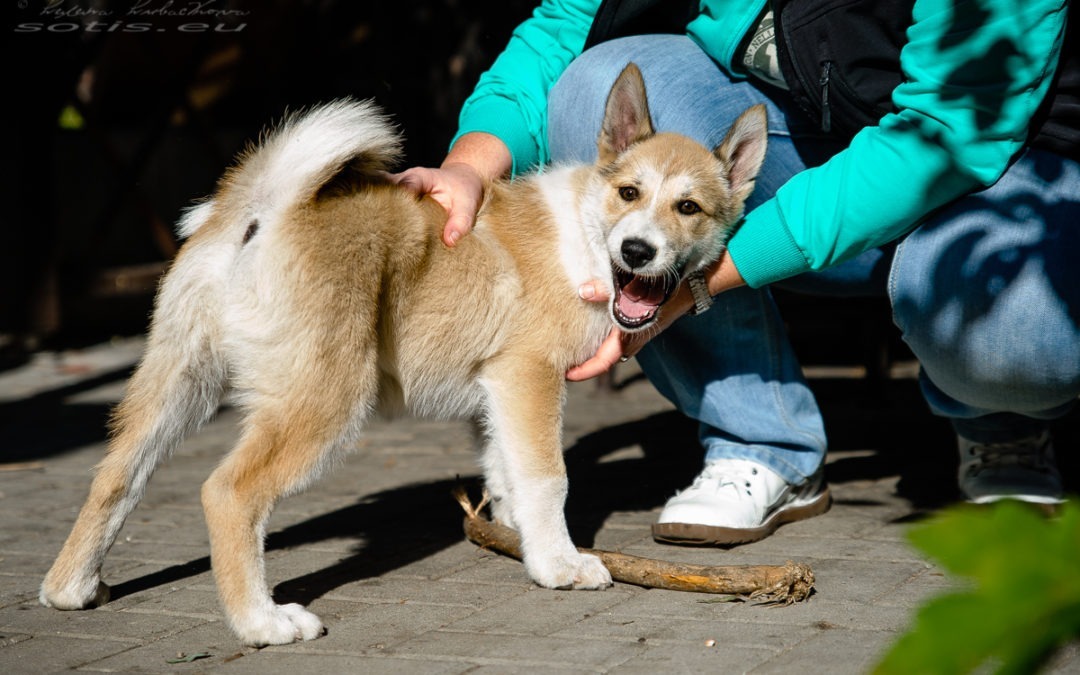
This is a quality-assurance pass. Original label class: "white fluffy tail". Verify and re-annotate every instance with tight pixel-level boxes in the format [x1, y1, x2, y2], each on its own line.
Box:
[177, 99, 402, 238]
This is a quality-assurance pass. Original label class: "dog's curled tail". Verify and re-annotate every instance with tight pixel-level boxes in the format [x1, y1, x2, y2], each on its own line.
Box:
[177, 99, 402, 238]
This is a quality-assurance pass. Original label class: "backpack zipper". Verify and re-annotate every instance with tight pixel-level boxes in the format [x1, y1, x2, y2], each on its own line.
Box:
[819, 61, 834, 133]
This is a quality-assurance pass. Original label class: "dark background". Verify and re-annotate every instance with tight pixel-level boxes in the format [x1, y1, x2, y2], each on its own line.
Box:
[0, 0, 936, 377]
[5, 0, 534, 352]
[0, 0, 920, 452]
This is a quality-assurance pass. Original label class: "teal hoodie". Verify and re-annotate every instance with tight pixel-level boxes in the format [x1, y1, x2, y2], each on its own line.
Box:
[453, 0, 1070, 287]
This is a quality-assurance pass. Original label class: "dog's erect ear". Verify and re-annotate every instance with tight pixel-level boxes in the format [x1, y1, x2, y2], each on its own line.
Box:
[598, 63, 655, 164]
[715, 104, 769, 203]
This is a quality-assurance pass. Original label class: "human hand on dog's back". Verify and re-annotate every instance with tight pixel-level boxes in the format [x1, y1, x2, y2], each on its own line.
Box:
[390, 132, 512, 247]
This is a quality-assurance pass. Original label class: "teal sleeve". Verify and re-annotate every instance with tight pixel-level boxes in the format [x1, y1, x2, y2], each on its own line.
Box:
[685, 0, 767, 74]
[728, 0, 1069, 288]
[453, 0, 601, 175]
[453, 0, 769, 173]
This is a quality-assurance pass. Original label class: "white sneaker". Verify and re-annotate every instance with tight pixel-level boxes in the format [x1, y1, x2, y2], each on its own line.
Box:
[958, 430, 1064, 506]
[652, 458, 831, 545]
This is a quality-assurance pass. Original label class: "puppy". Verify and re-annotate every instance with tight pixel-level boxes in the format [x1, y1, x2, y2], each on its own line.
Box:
[40, 63, 767, 646]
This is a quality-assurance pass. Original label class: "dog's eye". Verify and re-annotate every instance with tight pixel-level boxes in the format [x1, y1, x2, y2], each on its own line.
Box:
[677, 200, 701, 215]
[618, 186, 639, 202]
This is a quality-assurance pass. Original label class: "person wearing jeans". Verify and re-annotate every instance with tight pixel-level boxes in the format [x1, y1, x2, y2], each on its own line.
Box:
[394, 0, 1079, 544]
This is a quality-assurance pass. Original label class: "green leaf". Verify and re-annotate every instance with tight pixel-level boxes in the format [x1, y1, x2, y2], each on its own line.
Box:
[875, 499, 1080, 675]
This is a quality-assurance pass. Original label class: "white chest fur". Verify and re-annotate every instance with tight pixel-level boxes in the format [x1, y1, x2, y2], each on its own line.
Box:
[537, 166, 613, 297]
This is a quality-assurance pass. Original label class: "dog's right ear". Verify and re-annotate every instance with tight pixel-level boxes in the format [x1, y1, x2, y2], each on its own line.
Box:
[715, 104, 768, 205]
[597, 63, 655, 165]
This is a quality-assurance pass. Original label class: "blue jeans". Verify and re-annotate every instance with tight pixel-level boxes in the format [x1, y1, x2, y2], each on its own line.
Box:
[548, 35, 1080, 482]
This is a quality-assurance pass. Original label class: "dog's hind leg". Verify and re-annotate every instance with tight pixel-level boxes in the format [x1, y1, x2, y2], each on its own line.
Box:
[200, 387, 368, 646]
[480, 358, 612, 591]
[40, 328, 226, 611]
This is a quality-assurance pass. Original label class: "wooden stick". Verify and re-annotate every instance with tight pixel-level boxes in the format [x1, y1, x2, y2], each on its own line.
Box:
[453, 487, 814, 604]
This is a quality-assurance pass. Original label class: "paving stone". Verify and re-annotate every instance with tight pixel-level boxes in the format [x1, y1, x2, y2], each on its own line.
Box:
[742, 531, 928, 564]
[751, 625, 898, 675]
[282, 601, 478, 652]
[89, 539, 212, 567]
[0, 600, 209, 641]
[436, 555, 536, 588]
[466, 665, 599, 675]
[552, 612, 818, 651]
[115, 586, 222, 619]
[437, 585, 639, 636]
[869, 564, 962, 609]
[715, 598, 915, 633]
[215, 650, 472, 675]
[1044, 640, 1080, 674]
[2, 336, 1054, 673]
[800, 557, 931, 604]
[325, 576, 528, 609]
[588, 525, 653, 552]
[612, 640, 778, 674]
[0, 633, 136, 673]
[0, 631, 33, 648]
[72, 621, 253, 672]
[603, 589, 913, 633]
[386, 630, 642, 671]
[0, 576, 42, 609]
[0, 551, 72, 578]
[383, 543, 504, 582]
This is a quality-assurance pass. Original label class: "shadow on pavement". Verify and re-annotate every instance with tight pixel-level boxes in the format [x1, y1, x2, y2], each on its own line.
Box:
[0, 365, 134, 462]
[23, 371, 1079, 608]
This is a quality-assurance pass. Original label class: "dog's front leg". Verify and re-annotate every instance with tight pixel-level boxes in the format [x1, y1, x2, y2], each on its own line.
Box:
[480, 360, 612, 590]
[480, 439, 516, 529]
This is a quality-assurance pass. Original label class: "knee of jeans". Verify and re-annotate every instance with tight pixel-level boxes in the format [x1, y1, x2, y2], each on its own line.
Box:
[547, 61, 577, 118]
[897, 307, 1080, 413]
[929, 359, 1078, 414]
[893, 273, 1080, 412]
[550, 37, 652, 110]
[548, 46, 626, 162]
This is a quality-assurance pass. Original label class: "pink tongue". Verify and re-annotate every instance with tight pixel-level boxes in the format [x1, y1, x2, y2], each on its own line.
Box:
[617, 277, 663, 319]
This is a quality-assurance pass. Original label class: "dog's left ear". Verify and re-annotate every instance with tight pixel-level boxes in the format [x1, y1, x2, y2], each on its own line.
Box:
[598, 63, 655, 165]
[715, 105, 768, 204]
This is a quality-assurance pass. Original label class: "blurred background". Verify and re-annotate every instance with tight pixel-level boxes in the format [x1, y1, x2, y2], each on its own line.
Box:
[5, 0, 534, 358]
[2, 0, 910, 379]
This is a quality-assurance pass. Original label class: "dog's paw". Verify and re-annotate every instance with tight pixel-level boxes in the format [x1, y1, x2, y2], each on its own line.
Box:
[233, 603, 326, 646]
[527, 551, 613, 590]
[40, 576, 110, 610]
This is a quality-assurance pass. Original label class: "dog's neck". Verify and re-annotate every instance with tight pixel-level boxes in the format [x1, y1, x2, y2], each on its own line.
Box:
[535, 165, 614, 297]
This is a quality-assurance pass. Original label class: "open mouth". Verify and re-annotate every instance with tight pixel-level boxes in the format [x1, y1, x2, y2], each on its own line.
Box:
[611, 266, 679, 330]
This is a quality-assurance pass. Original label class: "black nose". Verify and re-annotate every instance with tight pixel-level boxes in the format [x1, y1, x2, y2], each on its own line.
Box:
[621, 238, 656, 269]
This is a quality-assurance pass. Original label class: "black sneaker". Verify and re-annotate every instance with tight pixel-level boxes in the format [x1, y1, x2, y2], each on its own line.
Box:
[957, 430, 1064, 506]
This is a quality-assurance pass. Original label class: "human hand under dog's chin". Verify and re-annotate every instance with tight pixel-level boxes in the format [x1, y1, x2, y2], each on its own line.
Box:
[389, 162, 485, 247]
[566, 282, 694, 381]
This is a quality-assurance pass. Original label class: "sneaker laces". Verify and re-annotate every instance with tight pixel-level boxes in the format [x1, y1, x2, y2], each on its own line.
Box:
[679, 461, 763, 501]
[963, 431, 1055, 477]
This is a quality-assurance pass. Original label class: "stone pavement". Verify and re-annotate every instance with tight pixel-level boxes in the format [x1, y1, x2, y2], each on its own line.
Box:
[0, 337, 1076, 674]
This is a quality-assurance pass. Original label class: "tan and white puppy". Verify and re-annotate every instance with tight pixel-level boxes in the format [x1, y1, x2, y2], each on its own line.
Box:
[40, 64, 767, 646]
